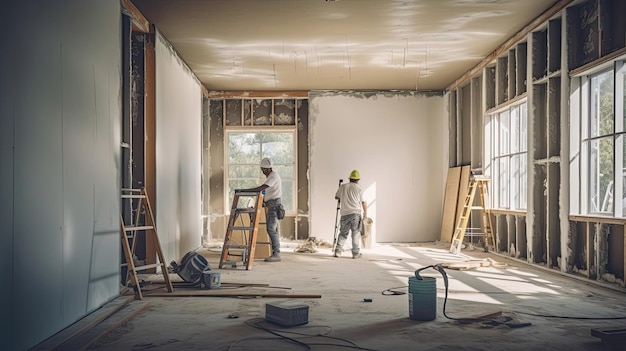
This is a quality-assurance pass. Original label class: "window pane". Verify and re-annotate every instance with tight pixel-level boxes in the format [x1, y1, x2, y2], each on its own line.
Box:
[228, 164, 261, 178]
[590, 70, 614, 138]
[512, 154, 520, 208]
[511, 106, 519, 153]
[589, 137, 614, 213]
[261, 133, 294, 164]
[499, 157, 509, 208]
[229, 133, 260, 163]
[499, 111, 510, 155]
[622, 138, 626, 217]
[519, 155, 527, 209]
[281, 180, 294, 214]
[520, 104, 527, 152]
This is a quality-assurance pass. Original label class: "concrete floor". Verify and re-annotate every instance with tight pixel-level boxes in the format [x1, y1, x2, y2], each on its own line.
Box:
[87, 242, 626, 351]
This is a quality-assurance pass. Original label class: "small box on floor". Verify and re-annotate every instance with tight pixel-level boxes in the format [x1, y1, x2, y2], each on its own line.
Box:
[200, 271, 221, 289]
[265, 302, 309, 327]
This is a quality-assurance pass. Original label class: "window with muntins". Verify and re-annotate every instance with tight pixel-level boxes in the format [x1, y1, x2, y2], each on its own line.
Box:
[488, 101, 528, 210]
[577, 64, 626, 216]
[226, 131, 296, 214]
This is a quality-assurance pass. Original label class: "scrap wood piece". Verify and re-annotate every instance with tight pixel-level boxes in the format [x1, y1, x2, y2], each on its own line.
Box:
[170, 281, 272, 288]
[144, 290, 321, 298]
[591, 326, 626, 347]
[442, 258, 506, 271]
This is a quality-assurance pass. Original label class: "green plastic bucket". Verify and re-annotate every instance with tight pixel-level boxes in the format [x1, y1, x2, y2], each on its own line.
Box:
[408, 276, 436, 321]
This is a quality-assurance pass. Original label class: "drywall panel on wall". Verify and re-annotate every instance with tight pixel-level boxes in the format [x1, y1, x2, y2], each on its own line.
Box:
[1, 1, 122, 350]
[309, 91, 445, 243]
[155, 31, 202, 261]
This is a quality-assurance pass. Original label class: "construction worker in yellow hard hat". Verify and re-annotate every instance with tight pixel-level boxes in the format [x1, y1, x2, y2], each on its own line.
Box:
[333, 169, 367, 259]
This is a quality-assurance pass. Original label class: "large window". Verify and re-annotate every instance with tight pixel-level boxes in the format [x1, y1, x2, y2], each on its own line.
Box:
[488, 101, 528, 210]
[226, 131, 295, 213]
[579, 64, 626, 216]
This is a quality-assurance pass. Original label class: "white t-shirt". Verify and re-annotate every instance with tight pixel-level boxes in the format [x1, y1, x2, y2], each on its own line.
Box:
[335, 182, 363, 216]
[263, 171, 282, 201]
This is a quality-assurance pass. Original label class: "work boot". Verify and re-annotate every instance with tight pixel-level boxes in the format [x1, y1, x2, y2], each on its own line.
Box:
[352, 253, 362, 259]
[333, 251, 340, 258]
[264, 254, 281, 262]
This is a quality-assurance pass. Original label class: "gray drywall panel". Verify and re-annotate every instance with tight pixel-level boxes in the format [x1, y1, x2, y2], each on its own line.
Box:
[309, 91, 445, 243]
[155, 31, 203, 261]
[0, 2, 15, 348]
[1, 1, 122, 349]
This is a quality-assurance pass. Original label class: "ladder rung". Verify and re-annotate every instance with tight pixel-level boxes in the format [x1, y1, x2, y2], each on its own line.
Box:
[132, 263, 163, 271]
[228, 226, 255, 231]
[123, 225, 154, 231]
[234, 191, 262, 196]
[224, 245, 249, 250]
[121, 194, 147, 199]
[121, 188, 142, 192]
[235, 208, 258, 213]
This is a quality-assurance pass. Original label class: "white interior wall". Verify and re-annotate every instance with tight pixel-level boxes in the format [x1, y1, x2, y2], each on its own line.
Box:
[309, 92, 446, 244]
[155, 32, 202, 261]
[0, 1, 122, 349]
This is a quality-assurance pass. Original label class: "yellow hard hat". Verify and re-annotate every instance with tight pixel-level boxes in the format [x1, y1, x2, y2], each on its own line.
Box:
[349, 169, 360, 180]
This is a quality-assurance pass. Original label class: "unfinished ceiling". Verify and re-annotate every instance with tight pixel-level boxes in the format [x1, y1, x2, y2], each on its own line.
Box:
[130, 0, 560, 92]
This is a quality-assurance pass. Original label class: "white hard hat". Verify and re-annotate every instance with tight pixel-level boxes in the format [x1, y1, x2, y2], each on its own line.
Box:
[260, 157, 272, 168]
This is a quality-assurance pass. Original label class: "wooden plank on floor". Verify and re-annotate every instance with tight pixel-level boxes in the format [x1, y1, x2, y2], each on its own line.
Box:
[143, 288, 321, 298]
[440, 167, 462, 243]
[30, 295, 135, 351]
[56, 301, 149, 351]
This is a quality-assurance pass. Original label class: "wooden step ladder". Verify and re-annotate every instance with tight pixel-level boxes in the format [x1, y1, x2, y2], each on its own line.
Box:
[120, 188, 173, 299]
[219, 190, 264, 270]
[449, 178, 495, 255]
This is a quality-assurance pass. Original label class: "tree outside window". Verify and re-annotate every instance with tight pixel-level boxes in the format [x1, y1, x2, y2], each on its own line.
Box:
[227, 131, 295, 213]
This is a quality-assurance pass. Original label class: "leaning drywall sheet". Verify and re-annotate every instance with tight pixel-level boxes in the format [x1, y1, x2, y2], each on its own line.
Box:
[440, 167, 462, 243]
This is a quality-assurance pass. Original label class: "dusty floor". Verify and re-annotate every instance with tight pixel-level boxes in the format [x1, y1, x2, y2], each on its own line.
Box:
[87, 242, 626, 351]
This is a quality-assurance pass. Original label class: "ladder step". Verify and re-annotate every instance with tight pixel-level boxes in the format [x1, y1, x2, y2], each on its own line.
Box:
[123, 225, 154, 231]
[132, 263, 163, 271]
[224, 245, 249, 250]
[234, 191, 262, 196]
[228, 226, 255, 231]
[235, 208, 258, 213]
[121, 194, 147, 199]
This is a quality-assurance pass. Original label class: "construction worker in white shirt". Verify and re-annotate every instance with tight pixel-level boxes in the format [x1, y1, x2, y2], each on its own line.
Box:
[333, 169, 367, 259]
[237, 157, 284, 262]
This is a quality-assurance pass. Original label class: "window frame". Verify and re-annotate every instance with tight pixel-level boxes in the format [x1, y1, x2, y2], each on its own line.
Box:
[487, 100, 528, 211]
[224, 128, 297, 215]
[576, 62, 626, 217]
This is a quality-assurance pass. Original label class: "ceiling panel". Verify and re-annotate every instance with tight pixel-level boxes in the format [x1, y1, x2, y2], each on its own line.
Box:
[131, 0, 560, 91]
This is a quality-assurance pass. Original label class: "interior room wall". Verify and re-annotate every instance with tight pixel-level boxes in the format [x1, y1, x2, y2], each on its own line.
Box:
[154, 31, 203, 261]
[309, 91, 446, 244]
[0, 1, 122, 349]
